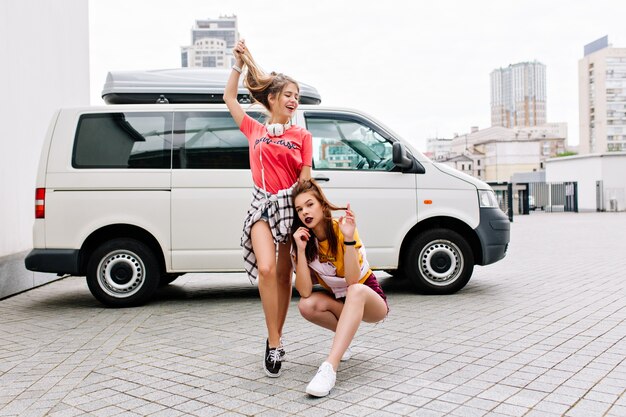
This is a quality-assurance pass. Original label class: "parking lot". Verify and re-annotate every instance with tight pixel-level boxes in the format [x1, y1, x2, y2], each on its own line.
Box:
[1, 212, 625, 417]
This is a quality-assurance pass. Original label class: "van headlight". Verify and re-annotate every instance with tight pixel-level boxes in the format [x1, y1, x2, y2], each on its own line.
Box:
[478, 190, 499, 208]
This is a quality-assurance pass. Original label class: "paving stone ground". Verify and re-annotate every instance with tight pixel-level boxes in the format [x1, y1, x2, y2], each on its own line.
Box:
[0, 212, 625, 417]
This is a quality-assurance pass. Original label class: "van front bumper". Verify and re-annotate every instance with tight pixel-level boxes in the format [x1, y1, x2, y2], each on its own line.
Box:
[475, 208, 510, 265]
[25, 249, 81, 275]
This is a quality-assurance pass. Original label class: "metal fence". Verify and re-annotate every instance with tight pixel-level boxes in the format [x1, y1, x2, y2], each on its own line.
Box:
[527, 182, 578, 213]
[488, 181, 578, 221]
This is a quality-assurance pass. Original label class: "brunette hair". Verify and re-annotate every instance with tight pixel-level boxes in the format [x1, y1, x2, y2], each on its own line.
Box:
[291, 179, 347, 263]
[240, 48, 300, 112]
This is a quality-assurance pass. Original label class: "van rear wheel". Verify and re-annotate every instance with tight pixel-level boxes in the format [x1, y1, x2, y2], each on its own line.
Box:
[403, 229, 473, 294]
[86, 238, 160, 307]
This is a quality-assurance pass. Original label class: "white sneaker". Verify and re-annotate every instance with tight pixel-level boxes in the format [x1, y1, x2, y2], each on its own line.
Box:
[340, 346, 352, 362]
[306, 362, 336, 397]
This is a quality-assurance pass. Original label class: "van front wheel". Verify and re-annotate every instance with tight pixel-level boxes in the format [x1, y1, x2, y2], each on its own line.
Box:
[86, 238, 160, 307]
[404, 229, 474, 294]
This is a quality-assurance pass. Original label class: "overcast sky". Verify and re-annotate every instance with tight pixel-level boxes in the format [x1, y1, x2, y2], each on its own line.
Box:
[89, 0, 626, 150]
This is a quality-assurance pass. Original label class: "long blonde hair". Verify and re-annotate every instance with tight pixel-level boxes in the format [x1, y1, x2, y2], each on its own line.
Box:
[292, 179, 347, 263]
[240, 48, 300, 112]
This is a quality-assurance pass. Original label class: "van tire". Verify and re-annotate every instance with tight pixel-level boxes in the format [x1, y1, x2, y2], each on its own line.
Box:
[86, 238, 160, 307]
[403, 229, 473, 294]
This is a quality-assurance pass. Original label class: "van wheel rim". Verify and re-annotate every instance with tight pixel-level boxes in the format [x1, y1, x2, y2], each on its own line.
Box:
[97, 250, 145, 298]
[419, 240, 463, 286]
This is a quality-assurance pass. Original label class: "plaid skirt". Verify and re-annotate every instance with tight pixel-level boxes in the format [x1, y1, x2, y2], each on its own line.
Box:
[241, 183, 296, 282]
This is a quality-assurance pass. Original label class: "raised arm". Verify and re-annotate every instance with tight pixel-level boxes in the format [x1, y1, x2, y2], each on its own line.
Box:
[339, 204, 361, 285]
[223, 40, 246, 127]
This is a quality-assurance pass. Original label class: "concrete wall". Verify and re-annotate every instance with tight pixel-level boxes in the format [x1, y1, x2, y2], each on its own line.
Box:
[546, 153, 626, 212]
[0, 0, 90, 298]
[602, 155, 626, 211]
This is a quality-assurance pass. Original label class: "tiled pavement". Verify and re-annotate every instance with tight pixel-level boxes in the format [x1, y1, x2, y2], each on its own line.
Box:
[0, 212, 625, 417]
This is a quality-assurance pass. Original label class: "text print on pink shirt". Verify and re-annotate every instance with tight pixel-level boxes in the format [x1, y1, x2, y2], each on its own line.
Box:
[254, 136, 300, 150]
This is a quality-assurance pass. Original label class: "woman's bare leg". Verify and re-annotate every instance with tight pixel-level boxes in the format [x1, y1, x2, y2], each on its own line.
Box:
[326, 284, 388, 370]
[251, 221, 281, 347]
[298, 292, 344, 332]
[275, 241, 293, 338]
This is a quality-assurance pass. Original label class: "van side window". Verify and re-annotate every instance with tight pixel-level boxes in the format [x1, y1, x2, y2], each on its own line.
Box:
[173, 112, 263, 169]
[305, 116, 394, 171]
[73, 113, 172, 168]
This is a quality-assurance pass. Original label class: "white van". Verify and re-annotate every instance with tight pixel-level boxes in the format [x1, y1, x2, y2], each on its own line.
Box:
[25, 69, 510, 307]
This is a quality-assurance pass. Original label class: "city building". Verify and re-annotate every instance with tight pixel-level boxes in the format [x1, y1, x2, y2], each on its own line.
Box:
[439, 154, 476, 178]
[578, 36, 626, 154]
[181, 15, 239, 68]
[491, 61, 546, 128]
[426, 136, 454, 160]
[446, 124, 567, 182]
[317, 140, 360, 169]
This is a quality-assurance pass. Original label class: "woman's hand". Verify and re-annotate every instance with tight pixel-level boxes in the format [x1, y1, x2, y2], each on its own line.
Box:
[233, 39, 246, 67]
[224, 39, 246, 126]
[298, 166, 311, 183]
[293, 227, 311, 252]
[338, 203, 356, 241]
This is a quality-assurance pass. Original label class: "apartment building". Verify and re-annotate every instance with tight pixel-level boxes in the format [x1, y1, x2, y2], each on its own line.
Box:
[578, 36, 626, 154]
[491, 61, 547, 128]
[181, 15, 239, 68]
[446, 124, 566, 182]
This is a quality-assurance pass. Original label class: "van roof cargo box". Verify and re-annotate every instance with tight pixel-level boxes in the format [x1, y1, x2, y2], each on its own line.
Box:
[101, 68, 322, 105]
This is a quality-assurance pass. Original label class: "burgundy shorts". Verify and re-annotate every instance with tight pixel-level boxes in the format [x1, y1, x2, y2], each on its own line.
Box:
[336, 273, 388, 312]
[363, 273, 387, 305]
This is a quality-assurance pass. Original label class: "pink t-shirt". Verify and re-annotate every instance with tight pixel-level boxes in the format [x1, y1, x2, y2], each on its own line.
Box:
[240, 114, 312, 194]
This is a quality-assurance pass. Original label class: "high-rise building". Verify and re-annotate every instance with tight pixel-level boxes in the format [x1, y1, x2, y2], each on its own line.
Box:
[181, 15, 239, 68]
[578, 36, 626, 153]
[491, 61, 546, 128]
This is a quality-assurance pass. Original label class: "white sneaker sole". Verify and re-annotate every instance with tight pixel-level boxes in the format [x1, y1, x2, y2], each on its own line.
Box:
[306, 385, 331, 397]
[263, 361, 281, 378]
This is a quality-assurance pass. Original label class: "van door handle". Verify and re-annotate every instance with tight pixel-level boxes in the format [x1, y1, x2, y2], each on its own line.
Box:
[314, 176, 330, 182]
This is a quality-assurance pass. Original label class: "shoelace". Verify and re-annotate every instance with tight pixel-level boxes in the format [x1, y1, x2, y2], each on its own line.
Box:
[278, 338, 285, 357]
[267, 348, 281, 365]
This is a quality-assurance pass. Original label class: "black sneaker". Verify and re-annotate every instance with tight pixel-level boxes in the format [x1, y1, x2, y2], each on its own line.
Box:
[264, 339, 282, 377]
[278, 337, 286, 362]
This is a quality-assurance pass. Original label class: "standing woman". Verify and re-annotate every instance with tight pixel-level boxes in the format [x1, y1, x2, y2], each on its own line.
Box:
[291, 180, 389, 397]
[223, 39, 312, 377]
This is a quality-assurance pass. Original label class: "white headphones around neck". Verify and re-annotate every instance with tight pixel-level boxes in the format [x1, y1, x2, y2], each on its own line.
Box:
[266, 120, 292, 137]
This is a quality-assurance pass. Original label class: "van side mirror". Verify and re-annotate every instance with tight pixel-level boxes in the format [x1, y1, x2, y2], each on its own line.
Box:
[392, 142, 413, 170]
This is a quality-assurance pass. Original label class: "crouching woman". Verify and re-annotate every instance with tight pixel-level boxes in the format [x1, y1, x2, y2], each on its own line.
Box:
[291, 180, 389, 397]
